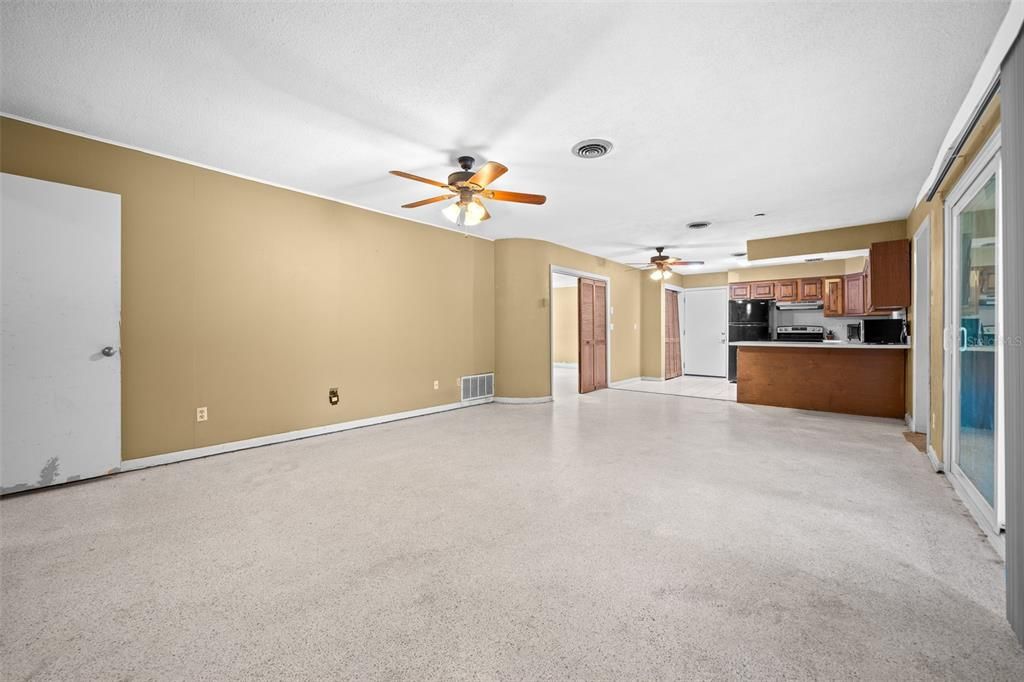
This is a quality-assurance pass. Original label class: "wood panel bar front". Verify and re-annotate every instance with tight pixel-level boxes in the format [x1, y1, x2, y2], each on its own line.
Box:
[736, 346, 906, 418]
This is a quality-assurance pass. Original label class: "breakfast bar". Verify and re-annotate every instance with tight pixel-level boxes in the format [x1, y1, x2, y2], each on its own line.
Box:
[730, 342, 911, 418]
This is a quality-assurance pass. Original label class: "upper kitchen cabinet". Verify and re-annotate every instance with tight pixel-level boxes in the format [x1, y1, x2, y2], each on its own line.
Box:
[824, 277, 844, 317]
[776, 279, 799, 302]
[798, 278, 823, 301]
[843, 273, 866, 315]
[729, 283, 751, 299]
[751, 281, 775, 299]
[866, 239, 910, 309]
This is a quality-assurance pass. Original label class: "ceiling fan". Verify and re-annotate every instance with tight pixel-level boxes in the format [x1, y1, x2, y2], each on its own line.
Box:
[389, 156, 546, 228]
[626, 247, 705, 280]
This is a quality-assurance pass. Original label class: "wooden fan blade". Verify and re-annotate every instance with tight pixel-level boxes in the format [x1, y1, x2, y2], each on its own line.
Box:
[401, 195, 454, 209]
[389, 170, 450, 189]
[468, 161, 508, 188]
[667, 260, 705, 266]
[483, 190, 547, 205]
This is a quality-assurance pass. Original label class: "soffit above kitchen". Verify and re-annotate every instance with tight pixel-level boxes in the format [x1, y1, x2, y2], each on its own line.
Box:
[0, 1, 1009, 272]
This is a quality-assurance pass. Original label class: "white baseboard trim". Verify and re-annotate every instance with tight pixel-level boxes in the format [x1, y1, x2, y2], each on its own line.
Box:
[945, 466, 1005, 559]
[610, 376, 641, 387]
[553, 362, 578, 369]
[926, 444, 943, 472]
[641, 376, 664, 382]
[121, 398, 493, 472]
[493, 396, 553, 404]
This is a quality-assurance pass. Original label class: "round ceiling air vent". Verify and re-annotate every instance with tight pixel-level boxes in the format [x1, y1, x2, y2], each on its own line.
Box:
[572, 139, 613, 159]
[686, 221, 711, 230]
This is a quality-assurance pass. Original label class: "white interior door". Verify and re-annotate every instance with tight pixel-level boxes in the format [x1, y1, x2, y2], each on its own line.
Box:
[1, 173, 121, 494]
[683, 287, 728, 377]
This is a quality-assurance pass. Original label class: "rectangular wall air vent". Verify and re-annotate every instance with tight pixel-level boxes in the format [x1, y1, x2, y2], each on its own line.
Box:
[461, 373, 494, 402]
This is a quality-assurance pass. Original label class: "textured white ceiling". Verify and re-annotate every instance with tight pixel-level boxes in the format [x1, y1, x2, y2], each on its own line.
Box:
[0, 1, 1008, 272]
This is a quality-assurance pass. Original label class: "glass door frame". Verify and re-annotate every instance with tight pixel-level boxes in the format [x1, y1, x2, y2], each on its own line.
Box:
[943, 128, 1005, 535]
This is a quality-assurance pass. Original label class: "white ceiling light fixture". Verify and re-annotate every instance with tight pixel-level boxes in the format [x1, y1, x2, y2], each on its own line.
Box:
[442, 198, 487, 227]
[650, 267, 673, 281]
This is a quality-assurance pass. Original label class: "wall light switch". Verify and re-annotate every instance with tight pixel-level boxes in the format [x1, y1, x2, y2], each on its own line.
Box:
[196, 407, 208, 422]
[433, 380, 439, 390]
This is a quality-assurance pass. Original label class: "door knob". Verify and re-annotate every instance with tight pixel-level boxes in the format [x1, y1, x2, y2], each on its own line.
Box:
[101, 346, 117, 357]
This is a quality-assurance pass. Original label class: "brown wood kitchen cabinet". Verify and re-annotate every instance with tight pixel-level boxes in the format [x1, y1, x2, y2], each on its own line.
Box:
[798, 278, 823, 301]
[824, 277, 844, 317]
[866, 239, 910, 309]
[843, 273, 866, 316]
[751, 281, 775, 299]
[729, 283, 751, 299]
[776, 279, 799, 302]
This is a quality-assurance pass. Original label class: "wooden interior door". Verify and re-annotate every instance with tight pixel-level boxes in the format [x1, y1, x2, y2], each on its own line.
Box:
[593, 280, 607, 389]
[578, 277, 607, 393]
[665, 289, 682, 379]
[578, 278, 595, 393]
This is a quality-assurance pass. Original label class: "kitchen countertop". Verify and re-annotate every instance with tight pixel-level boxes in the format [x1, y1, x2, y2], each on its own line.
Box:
[730, 341, 911, 350]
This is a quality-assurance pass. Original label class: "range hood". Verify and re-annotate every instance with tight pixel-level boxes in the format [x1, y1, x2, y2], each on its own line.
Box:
[774, 301, 824, 310]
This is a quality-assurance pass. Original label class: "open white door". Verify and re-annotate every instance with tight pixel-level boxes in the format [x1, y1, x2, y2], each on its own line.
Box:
[1, 173, 121, 494]
[683, 287, 728, 377]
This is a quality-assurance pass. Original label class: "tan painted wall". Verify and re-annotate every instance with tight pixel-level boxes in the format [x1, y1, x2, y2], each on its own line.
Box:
[641, 276, 664, 378]
[679, 272, 728, 288]
[1, 117, 495, 460]
[552, 286, 578, 364]
[904, 96, 1002, 463]
[747, 220, 907, 261]
[494, 239, 641, 397]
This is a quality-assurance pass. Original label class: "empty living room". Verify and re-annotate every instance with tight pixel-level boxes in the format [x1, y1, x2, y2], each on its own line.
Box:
[3, 1, 1024, 679]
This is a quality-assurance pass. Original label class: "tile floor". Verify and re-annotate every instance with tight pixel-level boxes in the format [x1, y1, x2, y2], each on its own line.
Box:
[3, 381, 1021, 679]
[612, 373, 737, 402]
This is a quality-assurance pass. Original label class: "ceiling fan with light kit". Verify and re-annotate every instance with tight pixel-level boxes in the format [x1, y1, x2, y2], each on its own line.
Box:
[626, 247, 705, 280]
[389, 156, 546, 229]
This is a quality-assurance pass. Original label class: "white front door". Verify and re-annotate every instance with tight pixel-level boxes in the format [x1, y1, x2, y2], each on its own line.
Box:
[683, 287, 728, 377]
[1, 173, 122, 494]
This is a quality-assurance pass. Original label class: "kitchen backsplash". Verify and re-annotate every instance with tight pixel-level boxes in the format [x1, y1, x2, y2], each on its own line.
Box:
[773, 308, 880, 340]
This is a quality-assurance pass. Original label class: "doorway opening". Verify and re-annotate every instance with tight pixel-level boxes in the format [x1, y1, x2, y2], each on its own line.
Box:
[549, 267, 610, 399]
[551, 272, 579, 399]
[612, 285, 735, 402]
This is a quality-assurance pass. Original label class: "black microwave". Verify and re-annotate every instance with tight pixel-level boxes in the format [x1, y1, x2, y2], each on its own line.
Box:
[863, 319, 906, 345]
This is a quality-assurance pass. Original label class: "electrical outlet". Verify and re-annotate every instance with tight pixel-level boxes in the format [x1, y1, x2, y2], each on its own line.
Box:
[329, 388, 339, 406]
[433, 380, 439, 390]
[196, 407, 208, 422]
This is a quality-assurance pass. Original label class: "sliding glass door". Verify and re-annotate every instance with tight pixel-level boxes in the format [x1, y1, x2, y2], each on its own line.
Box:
[947, 140, 1002, 530]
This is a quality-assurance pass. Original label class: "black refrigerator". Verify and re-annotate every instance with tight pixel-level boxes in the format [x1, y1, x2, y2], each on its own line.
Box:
[728, 299, 771, 382]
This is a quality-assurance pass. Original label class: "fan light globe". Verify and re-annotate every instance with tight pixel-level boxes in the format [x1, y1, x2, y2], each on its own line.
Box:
[650, 270, 663, 281]
[442, 202, 462, 224]
[465, 201, 486, 222]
